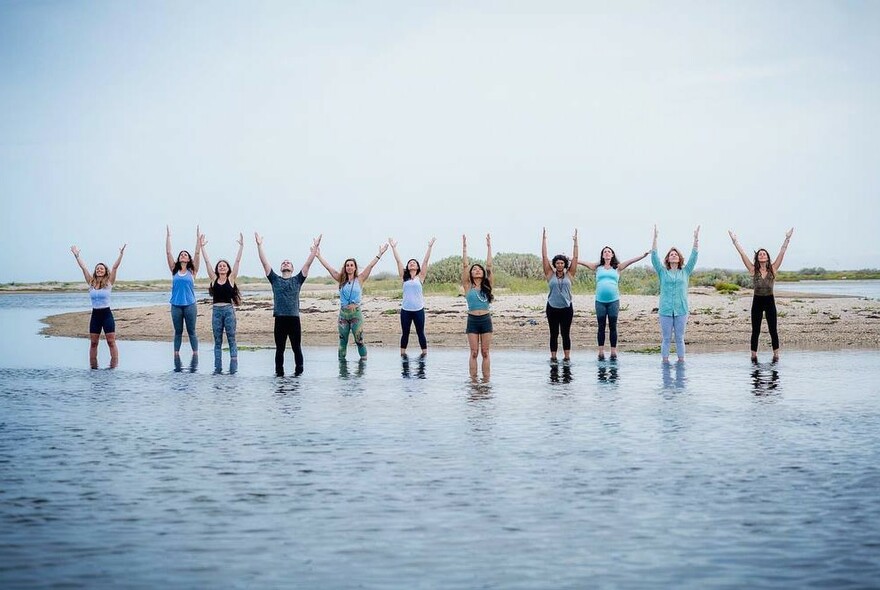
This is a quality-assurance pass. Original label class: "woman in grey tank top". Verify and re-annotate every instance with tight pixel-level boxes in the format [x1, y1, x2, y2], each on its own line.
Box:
[541, 228, 579, 362]
[728, 228, 794, 362]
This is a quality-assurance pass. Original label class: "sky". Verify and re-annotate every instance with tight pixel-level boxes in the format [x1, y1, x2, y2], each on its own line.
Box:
[1, 0, 878, 283]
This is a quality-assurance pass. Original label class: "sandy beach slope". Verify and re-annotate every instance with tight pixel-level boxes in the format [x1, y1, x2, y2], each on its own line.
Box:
[38, 287, 880, 351]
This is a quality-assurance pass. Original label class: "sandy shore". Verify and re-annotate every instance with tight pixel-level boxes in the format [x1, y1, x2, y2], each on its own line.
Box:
[38, 287, 880, 352]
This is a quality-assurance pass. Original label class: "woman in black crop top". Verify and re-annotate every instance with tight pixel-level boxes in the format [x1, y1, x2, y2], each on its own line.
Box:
[200, 233, 244, 373]
[729, 228, 793, 362]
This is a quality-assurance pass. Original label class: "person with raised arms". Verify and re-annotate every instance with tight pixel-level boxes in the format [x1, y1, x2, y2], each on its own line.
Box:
[199, 232, 244, 373]
[578, 244, 650, 360]
[728, 228, 794, 362]
[651, 224, 700, 363]
[315, 241, 389, 361]
[462, 233, 494, 380]
[541, 228, 579, 362]
[388, 236, 436, 358]
[256, 232, 321, 376]
[166, 225, 202, 358]
[70, 243, 126, 368]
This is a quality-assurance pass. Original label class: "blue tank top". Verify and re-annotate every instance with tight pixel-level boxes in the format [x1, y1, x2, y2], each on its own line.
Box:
[401, 277, 424, 311]
[547, 274, 572, 308]
[339, 279, 362, 306]
[89, 285, 112, 309]
[170, 270, 196, 306]
[466, 287, 490, 311]
[595, 266, 620, 303]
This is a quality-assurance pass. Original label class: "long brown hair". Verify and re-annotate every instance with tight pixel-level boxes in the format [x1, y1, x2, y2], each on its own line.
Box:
[90, 263, 111, 290]
[752, 249, 774, 278]
[208, 259, 242, 305]
[469, 264, 494, 303]
[338, 258, 358, 288]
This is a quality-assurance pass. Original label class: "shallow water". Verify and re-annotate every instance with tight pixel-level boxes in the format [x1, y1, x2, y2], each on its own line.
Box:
[1, 295, 879, 589]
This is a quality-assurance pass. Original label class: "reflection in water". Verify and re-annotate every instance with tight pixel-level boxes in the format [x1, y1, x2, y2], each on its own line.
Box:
[401, 355, 427, 379]
[338, 359, 366, 379]
[661, 360, 686, 390]
[751, 363, 781, 396]
[549, 361, 573, 384]
[467, 379, 493, 402]
[174, 355, 199, 373]
[597, 359, 617, 385]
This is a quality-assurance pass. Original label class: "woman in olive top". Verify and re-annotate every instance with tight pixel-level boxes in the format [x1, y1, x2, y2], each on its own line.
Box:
[70, 243, 126, 368]
[389, 236, 436, 357]
[199, 232, 244, 373]
[166, 225, 202, 357]
[541, 228, 578, 362]
[728, 228, 793, 362]
[316, 242, 389, 361]
[462, 234, 493, 380]
[578, 245, 650, 360]
[651, 224, 700, 362]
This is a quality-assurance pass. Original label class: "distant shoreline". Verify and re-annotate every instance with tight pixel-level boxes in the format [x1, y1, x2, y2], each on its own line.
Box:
[38, 288, 880, 351]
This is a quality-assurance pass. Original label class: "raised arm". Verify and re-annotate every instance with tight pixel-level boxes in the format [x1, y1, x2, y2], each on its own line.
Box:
[230, 232, 244, 283]
[728, 230, 754, 273]
[461, 235, 470, 290]
[315, 248, 341, 282]
[165, 225, 175, 272]
[70, 246, 92, 283]
[200, 235, 216, 283]
[486, 233, 493, 273]
[541, 228, 553, 279]
[358, 243, 389, 283]
[772, 227, 793, 273]
[617, 249, 650, 272]
[192, 225, 202, 275]
[301, 234, 321, 278]
[419, 237, 435, 282]
[254, 232, 272, 276]
[388, 238, 405, 279]
[109, 244, 126, 284]
[650, 225, 663, 274]
[684, 225, 700, 275]
[568, 229, 579, 278]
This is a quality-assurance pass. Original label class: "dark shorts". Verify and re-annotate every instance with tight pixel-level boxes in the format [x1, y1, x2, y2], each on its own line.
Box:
[89, 307, 116, 335]
[466, 313, 493, 334]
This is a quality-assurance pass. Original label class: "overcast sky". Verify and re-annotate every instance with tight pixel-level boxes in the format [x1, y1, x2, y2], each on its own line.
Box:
[1, 0, 878, 283]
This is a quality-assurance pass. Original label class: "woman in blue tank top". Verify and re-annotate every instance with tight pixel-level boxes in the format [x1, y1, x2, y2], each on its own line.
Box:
[579, 244, 650, 359]
[541, 228, 579, 362]
[462, 234, 493, 381]
[316, 241, 389, 361]
[70, 243, 126, 368]
[199, 232, 244, 374]
[389, 236, 436, 358]
[166, 225, 202, 359]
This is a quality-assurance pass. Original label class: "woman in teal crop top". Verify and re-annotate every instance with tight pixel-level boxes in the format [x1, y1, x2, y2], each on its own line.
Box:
[316, 241, 389, 361]
[71, 242, 126, 368]
[578, 244, 650, 359]
[461, 233, 494, 381]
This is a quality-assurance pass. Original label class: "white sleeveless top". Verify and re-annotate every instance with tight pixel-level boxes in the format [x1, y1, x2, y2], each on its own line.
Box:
[401, 277, 425, 311]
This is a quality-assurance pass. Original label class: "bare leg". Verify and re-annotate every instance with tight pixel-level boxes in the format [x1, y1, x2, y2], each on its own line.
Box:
[89, 334, 100, 369]
[106, 333, 118, 368]
[480, 333, 492, 381]
[467, 333, 480, 379]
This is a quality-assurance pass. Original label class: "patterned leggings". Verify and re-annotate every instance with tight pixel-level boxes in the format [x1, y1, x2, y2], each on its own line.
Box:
[338, 307, 367, 359]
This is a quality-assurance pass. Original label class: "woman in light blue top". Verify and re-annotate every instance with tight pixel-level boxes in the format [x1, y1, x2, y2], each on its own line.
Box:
[316, 242, 389, 361]
[70, 243, 126, 368]
[389, 236, 436, 358]
[541, 228, 579, 362]
[166, 225, 202, 358]
[650, 224, 700, 362]
[462, 234, 493, 381]
[578, 245, 650, 359]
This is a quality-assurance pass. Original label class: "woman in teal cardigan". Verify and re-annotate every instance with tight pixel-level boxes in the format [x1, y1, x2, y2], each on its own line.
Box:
[651, 224, 700, 362]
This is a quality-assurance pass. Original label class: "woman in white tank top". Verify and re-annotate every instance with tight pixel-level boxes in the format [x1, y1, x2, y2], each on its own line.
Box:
[388, 237, 436, 358]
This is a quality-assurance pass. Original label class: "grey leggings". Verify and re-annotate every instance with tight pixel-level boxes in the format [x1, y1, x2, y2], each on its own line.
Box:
[171, 303, 198, 353]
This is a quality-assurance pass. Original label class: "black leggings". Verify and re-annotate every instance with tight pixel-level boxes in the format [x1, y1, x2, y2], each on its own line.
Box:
[546, 304, 574, 353]
[400, 309, 427, 350]
[274, 316, 303, 373]
[750, 295, 779, 352]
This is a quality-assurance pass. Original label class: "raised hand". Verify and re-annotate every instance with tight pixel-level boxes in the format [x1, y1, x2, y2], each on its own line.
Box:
[388, 237, 398, 248]
[486, 233, 492, 247]
[542, 227, 547, 241]
[573, 228, 578, 242]
[427, 237, 436, 247]
[254, 232, 263, 246]
[378, 243, 389, 256]
[694, 225, 701, 239]
[119, 244, 127, 255]
[200, 234, 207, 248]
[236, 233, 243, 247]
[653, 224, 658, 239]
[166, 225, 171, 237]
[728, 230, 737, 242]
[785, 227, 794, 239]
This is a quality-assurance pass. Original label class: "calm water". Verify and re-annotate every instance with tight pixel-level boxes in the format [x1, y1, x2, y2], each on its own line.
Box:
[775, 278, 880, 299]
[1, 294, 879, 589]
